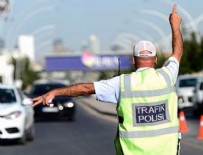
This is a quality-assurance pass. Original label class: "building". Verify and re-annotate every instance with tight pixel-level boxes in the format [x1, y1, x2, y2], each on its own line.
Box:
[0, 51, 14, 85]
[89, 35, 100, 54]
[18, 35, 35, 62]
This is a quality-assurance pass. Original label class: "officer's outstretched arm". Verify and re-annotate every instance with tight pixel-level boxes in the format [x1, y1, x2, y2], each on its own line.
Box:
[169, 4, 183, 63]
[32, 83, 95, 107]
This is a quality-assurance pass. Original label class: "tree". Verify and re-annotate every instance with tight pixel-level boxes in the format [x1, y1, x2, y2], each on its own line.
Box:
[21, 57, 39, 90]
[179, 32, 203, 74]
[12, 56, 39, 90]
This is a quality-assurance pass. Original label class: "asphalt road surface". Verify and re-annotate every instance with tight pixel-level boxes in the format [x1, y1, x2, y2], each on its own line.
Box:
[179, 108, 203, 155]
[1, 100, 203, 155]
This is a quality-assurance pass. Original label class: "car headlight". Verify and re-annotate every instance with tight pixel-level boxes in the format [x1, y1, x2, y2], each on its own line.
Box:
[64, 102, 74, 108]
[178, 96, 184, 103]
[4, 111, 22, 120]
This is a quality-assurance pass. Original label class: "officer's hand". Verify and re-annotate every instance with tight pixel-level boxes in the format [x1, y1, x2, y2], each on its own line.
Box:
[169, 4, 182, 30]
[32, 91, 55, 107]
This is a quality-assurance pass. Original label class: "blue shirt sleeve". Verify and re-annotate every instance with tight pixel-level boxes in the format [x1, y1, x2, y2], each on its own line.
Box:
[93, 76, 120, 104]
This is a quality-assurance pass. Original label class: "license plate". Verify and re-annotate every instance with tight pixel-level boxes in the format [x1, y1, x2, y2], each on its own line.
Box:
[42, 107, 59, 113]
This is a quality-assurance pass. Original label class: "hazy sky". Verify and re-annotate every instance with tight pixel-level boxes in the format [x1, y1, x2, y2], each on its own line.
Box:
[0, 0, 203, 58]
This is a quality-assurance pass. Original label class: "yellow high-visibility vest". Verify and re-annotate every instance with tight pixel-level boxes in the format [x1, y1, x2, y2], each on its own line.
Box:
[115, 67, 179, 155]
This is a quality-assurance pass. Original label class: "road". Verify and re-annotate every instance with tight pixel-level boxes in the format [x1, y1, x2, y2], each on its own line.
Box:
[1, 99, 203, 155]
[180, 108, 203, 155]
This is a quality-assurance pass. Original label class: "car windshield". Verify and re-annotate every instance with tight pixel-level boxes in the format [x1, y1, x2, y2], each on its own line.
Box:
[179, 78, 197, 87]
[0, 89, 17, 103]
[30, 83, 66, 96]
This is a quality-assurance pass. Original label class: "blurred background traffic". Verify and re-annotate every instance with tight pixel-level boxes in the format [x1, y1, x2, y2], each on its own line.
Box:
[0, 0, 203, 155]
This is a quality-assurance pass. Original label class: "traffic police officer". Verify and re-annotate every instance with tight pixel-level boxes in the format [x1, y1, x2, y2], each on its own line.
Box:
[32, 4, 183, 155]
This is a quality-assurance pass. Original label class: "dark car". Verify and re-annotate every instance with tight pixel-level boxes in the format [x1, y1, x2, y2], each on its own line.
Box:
[28, 82, 76, 121]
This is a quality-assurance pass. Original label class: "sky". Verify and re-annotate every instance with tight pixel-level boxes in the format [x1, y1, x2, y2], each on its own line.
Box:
[0, 0, 203, 58]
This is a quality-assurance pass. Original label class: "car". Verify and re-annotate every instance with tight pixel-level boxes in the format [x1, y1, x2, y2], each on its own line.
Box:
[176, 74, 202, 109]
[28, 81, 76, 121]
[193, 80, 203, 115]
[0, 84, 34, 144]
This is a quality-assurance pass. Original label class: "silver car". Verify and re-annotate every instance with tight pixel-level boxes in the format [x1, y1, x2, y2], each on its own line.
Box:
[193, 80, 203, 115]
[176, 75, 202, 109]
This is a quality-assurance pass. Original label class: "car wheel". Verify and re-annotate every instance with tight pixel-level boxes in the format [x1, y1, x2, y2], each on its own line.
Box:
[27, 124, 35, 141]
[18, 131, 26, 145]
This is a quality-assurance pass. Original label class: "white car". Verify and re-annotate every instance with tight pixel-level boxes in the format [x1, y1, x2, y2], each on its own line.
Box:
[176, 74, 202, 109]
[0, 84, 35, 144]
[193, 80, 203, 114]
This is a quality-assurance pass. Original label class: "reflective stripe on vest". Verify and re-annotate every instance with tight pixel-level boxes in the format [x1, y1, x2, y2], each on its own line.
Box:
[119, 126, 178, 138]
[121, 68, 175, 98]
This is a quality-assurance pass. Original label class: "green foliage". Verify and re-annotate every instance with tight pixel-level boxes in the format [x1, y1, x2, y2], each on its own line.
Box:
[153, 32, 203, 75]
[21, 57, 39, 90]
[12, 57, 39, 90]
[180, 32, 203, 74]
[156, 53, 167, 69]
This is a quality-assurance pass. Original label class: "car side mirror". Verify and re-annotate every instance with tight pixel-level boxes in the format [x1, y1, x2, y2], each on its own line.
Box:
[22, 98, 33, 105]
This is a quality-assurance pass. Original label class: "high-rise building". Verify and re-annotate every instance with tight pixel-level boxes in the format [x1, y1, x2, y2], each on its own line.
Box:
[89, 35, 100, 54]
[18, 35, 35, 61]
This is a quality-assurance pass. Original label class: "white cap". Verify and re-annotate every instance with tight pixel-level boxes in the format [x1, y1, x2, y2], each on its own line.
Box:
[133, 41, 156, 57]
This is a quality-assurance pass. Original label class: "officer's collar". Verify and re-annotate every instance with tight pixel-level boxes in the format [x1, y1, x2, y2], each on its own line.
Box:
[136, 67, 152, 72]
